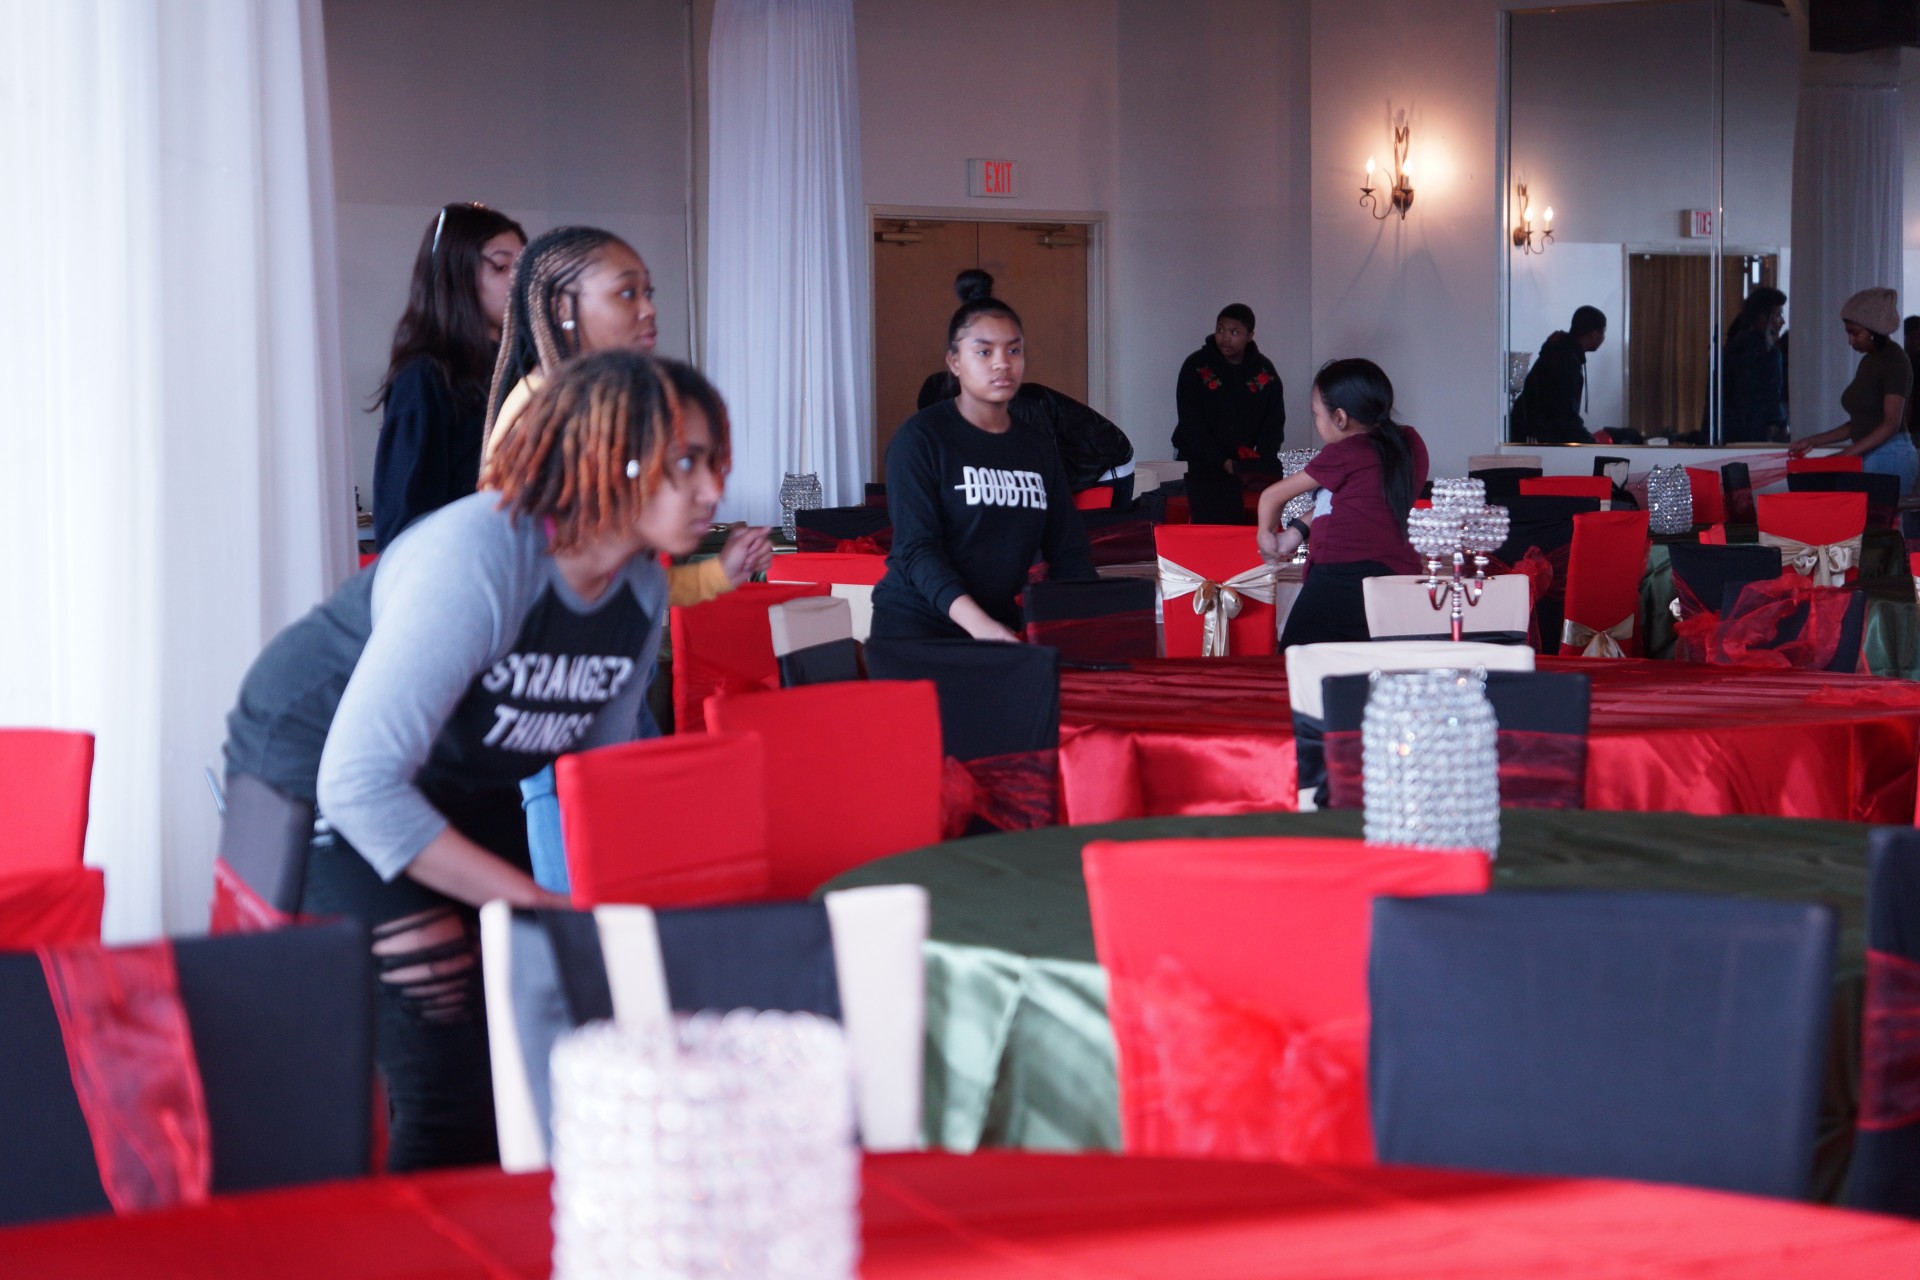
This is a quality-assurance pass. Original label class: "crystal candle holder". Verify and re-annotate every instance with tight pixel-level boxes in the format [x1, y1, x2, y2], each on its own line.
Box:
[779, 472, 824, 543]
[550, 1011, 858, 1280]
[1362, 668, 1501, 859]
[1646, 464, 1692, 535]
[1430, 477, 1486, 515]
[1406, 506, 1463, 561]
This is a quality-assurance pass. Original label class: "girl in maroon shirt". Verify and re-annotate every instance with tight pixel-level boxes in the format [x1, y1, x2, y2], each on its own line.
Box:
[1255, 359, 1428, 647]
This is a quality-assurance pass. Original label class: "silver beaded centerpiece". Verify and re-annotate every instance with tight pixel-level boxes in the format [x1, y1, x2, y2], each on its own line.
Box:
[1362, 668, 1501, 859]
[1645, 464, 1692, 535]
[549, 1011, 859, 1280]
[779, 472, 824, 543]
[1279, 449, 1320, 562]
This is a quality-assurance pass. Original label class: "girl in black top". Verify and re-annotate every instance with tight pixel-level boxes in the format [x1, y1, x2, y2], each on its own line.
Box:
[872, 294, 1096, 641]
[371, 203, 527, 549]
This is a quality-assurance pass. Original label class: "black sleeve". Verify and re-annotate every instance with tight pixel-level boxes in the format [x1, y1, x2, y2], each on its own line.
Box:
[1039, 444, 1098, 583]
[1255, 364, 1287, 459]
[884, 421, 970, 617]
[1030, 384, 1133, 488]
[1172, 352, 1224, 468]
[372, 361, 458, 550]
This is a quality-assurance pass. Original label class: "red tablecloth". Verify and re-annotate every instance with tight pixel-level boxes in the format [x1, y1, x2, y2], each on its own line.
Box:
[1060, 658, 1920, 824]
[4, 1152, 1919, 1278]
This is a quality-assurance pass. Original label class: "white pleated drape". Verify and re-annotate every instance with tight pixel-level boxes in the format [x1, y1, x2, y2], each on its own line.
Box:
[0, 1, 352, 939]
[1787, 43, 1903, 444]
[705, 0, 871, 522]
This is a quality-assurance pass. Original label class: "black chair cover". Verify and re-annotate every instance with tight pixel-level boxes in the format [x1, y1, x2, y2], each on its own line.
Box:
[1022, 579, 1157, 665]
[864, 637, 1059, 762]
[1848, 827, 1920, 1216]
[1667, 544, 1781, 618]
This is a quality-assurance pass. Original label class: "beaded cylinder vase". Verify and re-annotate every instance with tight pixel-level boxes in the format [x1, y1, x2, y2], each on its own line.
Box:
[550, 1011, 858, 1280]
[1646, 464, 1692, 535]
[779, 473, 824, 543]
[1362, 669, 1501, 859]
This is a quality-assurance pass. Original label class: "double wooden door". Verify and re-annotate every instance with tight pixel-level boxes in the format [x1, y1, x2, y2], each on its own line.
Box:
[871, 218, 1090, 478]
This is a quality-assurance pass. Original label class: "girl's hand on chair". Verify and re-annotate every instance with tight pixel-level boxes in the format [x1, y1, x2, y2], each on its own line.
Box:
[720, 526, 775, 584]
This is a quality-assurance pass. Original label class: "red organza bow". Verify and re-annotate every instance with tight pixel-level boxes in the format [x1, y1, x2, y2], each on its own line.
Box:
[1714, 573, 1859, 672]
[1489, 544, 1562, 649]
[37, 940, 213, 1213]
[833, 536, 889, 556]
[1024, 612, 1154, 665]
[1120, 956, 1371, 1164]
[1861, 948, 1920, 1131]
[939, 750, 1059, 838]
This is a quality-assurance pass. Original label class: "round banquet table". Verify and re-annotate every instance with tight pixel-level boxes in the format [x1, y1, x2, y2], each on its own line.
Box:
[1057, 657, 1920, 825]
[826, 809, 1873, 1170]
[4, 1152, 1919, 1278]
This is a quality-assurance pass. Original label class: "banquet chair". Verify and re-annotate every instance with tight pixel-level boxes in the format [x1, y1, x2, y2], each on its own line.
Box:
[1667, 544, 1782, 625]
[794, 504, 892, 554]
[1787, 454, 1865, 475]
[705, 681, 943, 896]
[208, 771, 312, 933]
[1286, 641, 1535, 811]
[1084, 837, 1490, 1165]
[1079, 505, 1157, 567]
[1369, 890, 1835, 1199]
[481, 885, 928, 1171]
[770, 596, 861, 687]
[1755, 492, 1867, 587]
[1787, 471, 1901, 529]
[1847, 827, 1920, 1216]
[1593, 456, 1630, 487]
[1519, 475, 1613, 506]
[1469, 453, 1540, 473]
[1713, 578, 1868, 673]
[670, 581, 830, 733]
[1023, 579, 1159, 664]
[1687, 466, 1729, 526]
[1720, 461, 1755, 524]
[0, 919, 374, 1226]
[1360, 575, 1531, 644]
[1559, 510, 1650, 657]
[864, 637, 1061, 835]
[1154, 525, 1278, 657]
[556, 731, 772, 908]
[1489, 495, 1600, 647]
[1467, 467, 1540, 501]
[0, 728, 104, 948]
[1320, 669, 1590, 810]
[864, 482, 888, 507]
[768, 552, 887, 644]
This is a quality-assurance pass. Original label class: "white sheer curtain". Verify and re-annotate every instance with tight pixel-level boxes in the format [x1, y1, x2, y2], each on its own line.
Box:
[706, 0, 871, 521]
[1786, 32, 1903, 441]
[0, 1, 352, 940]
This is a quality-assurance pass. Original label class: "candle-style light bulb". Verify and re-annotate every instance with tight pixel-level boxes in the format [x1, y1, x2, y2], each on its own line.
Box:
[1365, 156, 1376, 181]
[1522, 204, 1532, 222]
[1401, 158, 1413, 178]
[1544, 206, 1554, 224]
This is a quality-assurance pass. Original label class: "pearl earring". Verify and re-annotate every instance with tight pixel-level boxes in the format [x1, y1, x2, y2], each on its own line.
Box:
[560, 319, 576, 331]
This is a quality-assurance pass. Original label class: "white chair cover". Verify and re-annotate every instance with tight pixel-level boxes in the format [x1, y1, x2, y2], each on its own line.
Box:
[1362, 575, 1531, 640]
[768, 596, 855, 657]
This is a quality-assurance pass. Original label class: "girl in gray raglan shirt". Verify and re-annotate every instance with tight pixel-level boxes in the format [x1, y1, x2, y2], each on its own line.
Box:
[223, 353, 732, 1171]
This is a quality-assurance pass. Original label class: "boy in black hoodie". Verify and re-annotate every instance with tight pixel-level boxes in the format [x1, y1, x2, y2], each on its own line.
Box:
[1172, 304, 1287, 523]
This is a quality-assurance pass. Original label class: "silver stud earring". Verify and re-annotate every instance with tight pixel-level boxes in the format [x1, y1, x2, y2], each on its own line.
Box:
[560, 319, 576, 331]
[625, 460, 641, 479]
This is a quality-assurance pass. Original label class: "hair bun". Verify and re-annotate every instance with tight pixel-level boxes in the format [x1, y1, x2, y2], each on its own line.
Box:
[954, 268, 996, 304]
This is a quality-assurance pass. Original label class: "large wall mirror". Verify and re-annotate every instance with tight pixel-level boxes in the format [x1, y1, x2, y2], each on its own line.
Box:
[1506, 0, 1798, 447]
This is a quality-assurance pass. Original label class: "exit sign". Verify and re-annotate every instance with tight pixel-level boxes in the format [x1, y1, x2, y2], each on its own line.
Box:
[968, 159, 1017, 198]
[1683, 208, 1714, 238]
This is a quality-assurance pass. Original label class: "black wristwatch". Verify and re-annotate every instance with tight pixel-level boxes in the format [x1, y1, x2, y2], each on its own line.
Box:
[1288, 518, 1311, 541]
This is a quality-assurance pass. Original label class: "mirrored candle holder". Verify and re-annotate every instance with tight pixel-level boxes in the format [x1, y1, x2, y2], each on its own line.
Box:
[1362, 668, 1501, 859]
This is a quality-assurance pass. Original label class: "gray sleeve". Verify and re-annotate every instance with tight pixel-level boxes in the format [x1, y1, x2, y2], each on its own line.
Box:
[316, 502, 521, 880]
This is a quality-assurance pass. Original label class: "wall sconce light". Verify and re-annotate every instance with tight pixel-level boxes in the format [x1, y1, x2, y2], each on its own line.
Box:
[1511, 184, 1554, 255]
[1360, 126, 1414, 220]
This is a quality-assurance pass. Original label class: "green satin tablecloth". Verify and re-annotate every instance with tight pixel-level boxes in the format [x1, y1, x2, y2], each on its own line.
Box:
[827, 809, 1874, 1158]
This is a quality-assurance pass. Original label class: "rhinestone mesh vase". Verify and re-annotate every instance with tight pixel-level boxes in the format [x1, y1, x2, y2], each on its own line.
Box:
[779, 472, 823, 542]
[1646, 464, 1692, 535]
[550, 1012, 858, 1280]
[1362, 669, 1501, 859]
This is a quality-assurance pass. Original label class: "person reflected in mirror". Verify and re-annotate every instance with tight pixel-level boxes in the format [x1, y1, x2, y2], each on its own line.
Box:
[1511, 306, 1606, 445]
[1254, 359, 1428, 648]
[918, 270, 1135, 504]
[1789, 288, 1915, 495]
[1172, 304, 1287, 524]
[1720, 286, 1788, 444]
[1904, 316, 1920, 442]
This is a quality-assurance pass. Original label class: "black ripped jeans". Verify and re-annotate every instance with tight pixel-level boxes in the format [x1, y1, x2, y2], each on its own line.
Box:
[303, 828, 500, 1173]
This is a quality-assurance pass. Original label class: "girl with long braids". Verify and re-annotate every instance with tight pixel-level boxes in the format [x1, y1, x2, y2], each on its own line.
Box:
[224, 352, 730, 1170]
[1255, 358, 1429, 647]
[481, 226, 770, 594]
[370, 203, 526, 549]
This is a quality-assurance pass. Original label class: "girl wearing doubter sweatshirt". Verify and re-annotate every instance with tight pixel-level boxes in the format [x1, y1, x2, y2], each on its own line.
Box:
[871, 292, 1097, 641]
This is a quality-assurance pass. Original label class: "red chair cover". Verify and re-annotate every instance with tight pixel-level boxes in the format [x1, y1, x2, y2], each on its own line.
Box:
[1153, 526, 1277, 658]
[1084, 837, 1491, 1165]
[670, 582, 830, 733]
[1756, 492, 1868, 549]
[37, 939, 212, 1214]
[1072, 487, 1116, 511]
[0, 728, 94, 874]
[556, 732, 771, 908]
[767, 552, 889, 588]
[1519, 476, 1612, 501]
[1789, 455, 1865, 475]
[1686, 468, 1727, 526]
[1559, 510, 1649, 657]
[0, 868, 104, 948]
[704, 683, 942, 897]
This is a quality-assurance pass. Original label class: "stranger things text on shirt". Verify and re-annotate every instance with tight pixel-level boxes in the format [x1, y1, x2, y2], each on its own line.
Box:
[478, 652, 637, 753]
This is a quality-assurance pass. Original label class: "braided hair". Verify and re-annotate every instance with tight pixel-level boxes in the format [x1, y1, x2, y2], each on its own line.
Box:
[484, 226, 634, 432]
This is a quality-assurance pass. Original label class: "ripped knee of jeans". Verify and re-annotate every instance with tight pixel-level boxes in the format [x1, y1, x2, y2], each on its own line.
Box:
[371, 907, 481, 1025]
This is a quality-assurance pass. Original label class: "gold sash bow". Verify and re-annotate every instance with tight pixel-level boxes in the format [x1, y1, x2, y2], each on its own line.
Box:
[1757, 531, 1861, 589]
[1157, 557, 1281, 657]
[1560, 613, 1634, 659]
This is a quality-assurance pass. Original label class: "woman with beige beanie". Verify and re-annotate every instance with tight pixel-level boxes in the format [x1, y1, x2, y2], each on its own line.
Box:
[1789, 286, 1916, 494]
